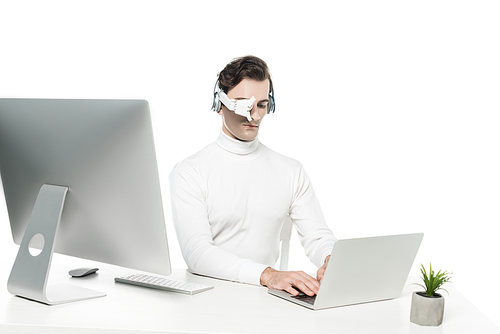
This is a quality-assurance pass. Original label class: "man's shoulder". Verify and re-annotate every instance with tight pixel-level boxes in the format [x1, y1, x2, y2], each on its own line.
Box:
[184, 142, 217, 161]
[260, 144, 303, 169]
[170, 142, 217, 174]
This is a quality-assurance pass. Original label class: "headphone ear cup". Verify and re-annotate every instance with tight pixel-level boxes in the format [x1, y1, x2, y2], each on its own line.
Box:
[212, 91, 221, 112]
[211, 80, 222, 112]
[268, 89, 275, 113]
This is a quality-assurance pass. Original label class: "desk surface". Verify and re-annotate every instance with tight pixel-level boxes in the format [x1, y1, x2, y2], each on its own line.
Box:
[1, 254, 499, 334]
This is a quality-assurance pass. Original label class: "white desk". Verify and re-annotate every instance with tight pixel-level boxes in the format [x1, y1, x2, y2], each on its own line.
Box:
[1, 254, 499, 334]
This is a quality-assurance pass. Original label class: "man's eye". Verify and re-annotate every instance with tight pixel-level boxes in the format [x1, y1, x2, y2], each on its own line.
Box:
[258, 103, 268, 109]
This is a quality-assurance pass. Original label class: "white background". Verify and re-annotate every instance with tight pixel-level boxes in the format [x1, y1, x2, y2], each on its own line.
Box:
[0, 0, 499, 328]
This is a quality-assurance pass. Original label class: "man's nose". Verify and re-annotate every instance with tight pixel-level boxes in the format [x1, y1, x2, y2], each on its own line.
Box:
[250, 103, 260, 121]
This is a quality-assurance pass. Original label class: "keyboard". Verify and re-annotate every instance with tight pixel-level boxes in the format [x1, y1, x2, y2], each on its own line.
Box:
[291, 293, 317, 305]
[115, 274, 214, 295]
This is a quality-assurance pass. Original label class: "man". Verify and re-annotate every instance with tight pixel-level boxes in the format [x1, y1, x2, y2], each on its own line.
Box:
[169, 55, 336, 296]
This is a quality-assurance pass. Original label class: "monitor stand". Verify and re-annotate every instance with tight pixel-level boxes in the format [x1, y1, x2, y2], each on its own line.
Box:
[7, 184, 106, 305]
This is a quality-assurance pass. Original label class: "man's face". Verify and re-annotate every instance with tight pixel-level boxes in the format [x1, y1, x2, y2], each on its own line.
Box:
[218, 78, 270, 142]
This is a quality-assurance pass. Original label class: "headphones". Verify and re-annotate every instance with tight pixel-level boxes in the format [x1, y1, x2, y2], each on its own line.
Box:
[211, 80, 275, 114]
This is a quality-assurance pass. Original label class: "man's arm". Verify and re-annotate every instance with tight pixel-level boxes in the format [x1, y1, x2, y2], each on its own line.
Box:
[169, 162, 269, 285]
[260, 165, 335, 296]
[289, 166, 336, 271]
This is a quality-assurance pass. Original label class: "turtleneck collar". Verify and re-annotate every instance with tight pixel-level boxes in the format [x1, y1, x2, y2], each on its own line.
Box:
[215, 128, 260, 155]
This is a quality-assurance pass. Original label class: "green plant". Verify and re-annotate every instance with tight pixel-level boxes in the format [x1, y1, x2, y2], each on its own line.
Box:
[415, 263, 452, 297]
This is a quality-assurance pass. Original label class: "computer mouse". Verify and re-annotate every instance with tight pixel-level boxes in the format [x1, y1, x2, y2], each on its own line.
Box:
[69, 267, 99, 278]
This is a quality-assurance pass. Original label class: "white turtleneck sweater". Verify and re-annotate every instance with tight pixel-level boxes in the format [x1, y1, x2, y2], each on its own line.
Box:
[169, 130, 336, 286]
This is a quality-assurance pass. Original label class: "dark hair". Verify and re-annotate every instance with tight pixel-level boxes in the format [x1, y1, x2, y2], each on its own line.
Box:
[218, 55, 273, 95]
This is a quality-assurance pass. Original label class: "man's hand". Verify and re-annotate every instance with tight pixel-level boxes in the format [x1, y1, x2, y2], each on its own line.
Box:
[316, 255, 330, 283]
[260, 267, 320, 296]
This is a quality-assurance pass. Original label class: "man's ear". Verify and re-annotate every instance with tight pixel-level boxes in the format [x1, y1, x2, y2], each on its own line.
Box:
[217, 108, 223, 115]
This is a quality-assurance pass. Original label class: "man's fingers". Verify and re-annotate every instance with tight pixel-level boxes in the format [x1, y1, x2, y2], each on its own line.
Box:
[295, 282, 316, 296]
[284, 285, 300, 296]
[261, 268, 321, 296]
[317, 256, 330, 283]
[282, 280, 313, 296]
[317, 267, 325, 283]
[286, 271, 319, 296]
[296, 271, 320, 291]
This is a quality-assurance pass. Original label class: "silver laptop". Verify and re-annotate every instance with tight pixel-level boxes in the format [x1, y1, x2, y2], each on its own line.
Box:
[269, 233, 423, 310]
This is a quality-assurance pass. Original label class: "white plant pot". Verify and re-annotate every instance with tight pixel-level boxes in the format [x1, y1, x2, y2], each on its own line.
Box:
[410, 291, 445, 326]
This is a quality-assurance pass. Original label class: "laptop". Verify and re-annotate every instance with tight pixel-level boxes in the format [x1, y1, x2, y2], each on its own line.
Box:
[268, 233, 423, 310]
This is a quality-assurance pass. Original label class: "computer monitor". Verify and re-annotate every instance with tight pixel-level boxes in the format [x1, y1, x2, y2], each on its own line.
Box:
[0, 98, 171, 304]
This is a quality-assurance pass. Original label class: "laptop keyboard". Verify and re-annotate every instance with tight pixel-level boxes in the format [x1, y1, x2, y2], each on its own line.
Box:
[291, 293, 317, 305]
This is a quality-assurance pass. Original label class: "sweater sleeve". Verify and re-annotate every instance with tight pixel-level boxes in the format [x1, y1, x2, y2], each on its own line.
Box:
[289, 166, 336, 267]
[169, 162, 268, 286]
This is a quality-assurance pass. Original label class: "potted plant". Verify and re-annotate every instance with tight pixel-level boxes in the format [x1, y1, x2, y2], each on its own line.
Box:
[410, 263, 452, 326]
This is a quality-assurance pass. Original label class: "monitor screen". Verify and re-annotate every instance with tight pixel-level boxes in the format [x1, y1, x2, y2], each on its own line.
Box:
[0, 98, 171, 277]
